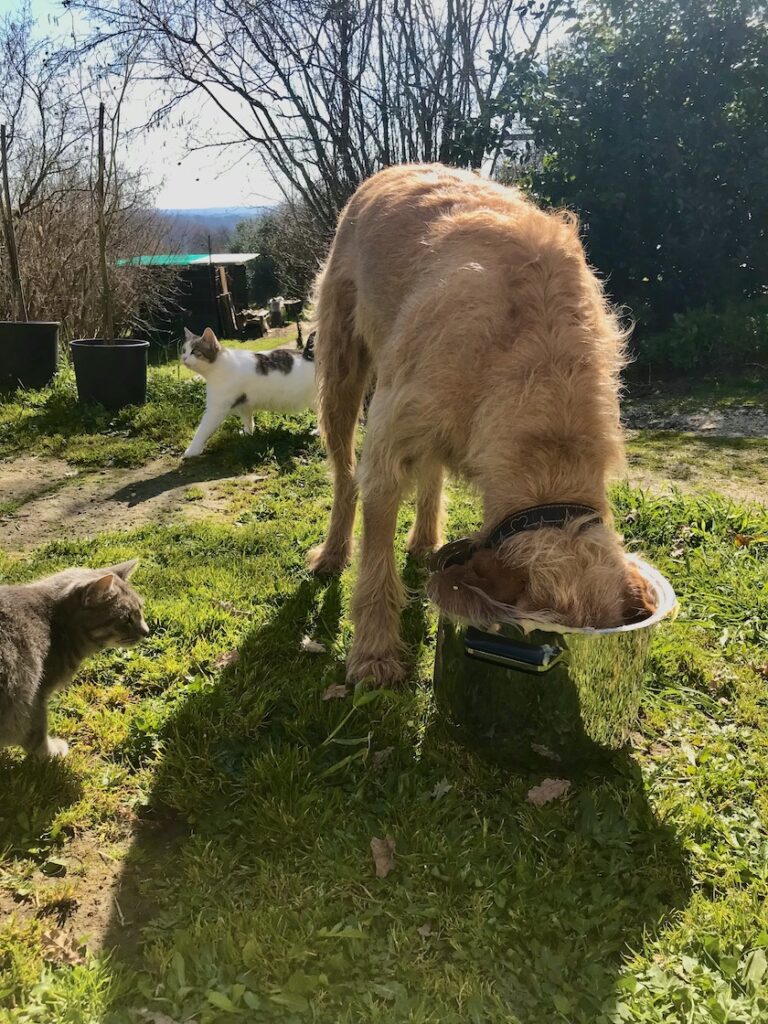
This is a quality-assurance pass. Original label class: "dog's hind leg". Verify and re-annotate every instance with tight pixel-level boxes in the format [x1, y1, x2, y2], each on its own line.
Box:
[308, 275, 371, 575]
[407, 462, 444, 558]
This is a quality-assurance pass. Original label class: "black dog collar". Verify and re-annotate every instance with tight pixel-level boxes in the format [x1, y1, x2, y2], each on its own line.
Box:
[430, 502, 602, 571]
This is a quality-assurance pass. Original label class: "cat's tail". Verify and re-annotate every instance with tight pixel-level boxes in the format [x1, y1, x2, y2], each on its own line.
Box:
[302, 329, 316, 362]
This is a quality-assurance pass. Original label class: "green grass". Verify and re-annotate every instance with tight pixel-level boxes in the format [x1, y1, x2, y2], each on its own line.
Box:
[1, 371, 768, 1021]
[626, 431, 768, 494]
[0, 336, 297, 470]
[1, 494, 767, 1022]
[626, 375, 768, 412]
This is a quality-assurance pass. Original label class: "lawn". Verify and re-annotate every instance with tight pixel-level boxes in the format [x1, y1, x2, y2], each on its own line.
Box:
[1, 364, 768, 1023]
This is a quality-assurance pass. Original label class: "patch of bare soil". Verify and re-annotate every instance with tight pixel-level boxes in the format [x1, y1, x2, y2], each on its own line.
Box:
[0, 455, 269, 552]
[0, 455, 78, 505]
[623, 403, 768, 437]
[0, 817, 187, 959]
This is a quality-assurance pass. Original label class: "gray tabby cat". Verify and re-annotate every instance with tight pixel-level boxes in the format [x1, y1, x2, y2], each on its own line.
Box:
[0, 561, 149, 758]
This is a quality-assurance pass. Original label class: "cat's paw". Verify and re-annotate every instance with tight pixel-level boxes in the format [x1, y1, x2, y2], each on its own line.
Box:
[182, 447, 203, 459]
[38, 736, 69, 759]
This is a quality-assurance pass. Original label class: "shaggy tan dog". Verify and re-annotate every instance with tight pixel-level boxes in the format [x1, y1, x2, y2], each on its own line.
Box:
[309, 164, 653, 684]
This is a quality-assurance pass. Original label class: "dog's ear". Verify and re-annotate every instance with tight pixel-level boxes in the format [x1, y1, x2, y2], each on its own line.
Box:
[622, 562, 656, 625]
[427, 548, 528, 625]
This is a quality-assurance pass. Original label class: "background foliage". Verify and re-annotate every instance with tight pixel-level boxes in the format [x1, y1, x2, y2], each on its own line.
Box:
[517, 0, 768, 371]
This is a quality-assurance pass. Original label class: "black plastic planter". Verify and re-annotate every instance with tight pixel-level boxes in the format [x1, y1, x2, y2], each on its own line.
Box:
[70, 338, 150, 410]
[0, 321, 59, 390]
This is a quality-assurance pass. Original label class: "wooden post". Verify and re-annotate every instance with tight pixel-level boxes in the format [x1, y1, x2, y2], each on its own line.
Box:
[96, 102, 115, 341]
[0, 124, 29, 322]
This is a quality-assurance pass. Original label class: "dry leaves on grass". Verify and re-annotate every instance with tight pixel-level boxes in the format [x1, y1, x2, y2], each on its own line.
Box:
[300, 636, 327, 654]
[527, 778, 571, 807]
[138, 1011, 195, 1024]
[322, 683, 348, 701]
[431, 778, 452, 800]
[370, 835, 396, 878]
[370, 748, 393, 771]
[40, 928, 86, 966]
[734, 533, 768, 548]
[531, 743, 560, 760]
[213, 650, 240, 670]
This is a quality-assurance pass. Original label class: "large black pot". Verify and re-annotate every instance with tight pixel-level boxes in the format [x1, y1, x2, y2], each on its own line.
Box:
[70, 338, 150, 410]
[0, 321, 60, 390]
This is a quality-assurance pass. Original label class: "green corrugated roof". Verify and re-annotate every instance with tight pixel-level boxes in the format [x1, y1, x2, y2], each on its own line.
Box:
[116, 254, 209, 267]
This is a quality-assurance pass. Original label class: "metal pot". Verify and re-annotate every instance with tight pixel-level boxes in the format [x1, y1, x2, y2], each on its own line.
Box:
[432, 556, 678, 771]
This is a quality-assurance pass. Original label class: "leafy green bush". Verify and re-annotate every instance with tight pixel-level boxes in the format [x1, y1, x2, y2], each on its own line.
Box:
[523, 0, 768, 332]
[636, 296, 768, 375]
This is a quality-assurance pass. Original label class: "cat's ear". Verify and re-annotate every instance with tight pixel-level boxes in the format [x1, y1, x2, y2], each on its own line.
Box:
[82, 574, 116, 605]
[183, 327, 195, 342]
[110, 559, 139, 581]
[201, 327, 221, 351]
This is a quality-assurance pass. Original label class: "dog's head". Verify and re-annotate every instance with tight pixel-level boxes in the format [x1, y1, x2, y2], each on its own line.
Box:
[427, 524, 656, 630]
[182, 327, 221, 373]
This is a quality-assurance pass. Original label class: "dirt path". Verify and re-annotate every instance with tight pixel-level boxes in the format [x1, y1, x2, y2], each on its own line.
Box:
[2, 400, 767, 552]
[622, 402, 768, 437]
[0, 455, 269, 552]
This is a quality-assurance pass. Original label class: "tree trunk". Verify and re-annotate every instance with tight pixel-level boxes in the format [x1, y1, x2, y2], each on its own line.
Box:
[0, 124, 29, 322]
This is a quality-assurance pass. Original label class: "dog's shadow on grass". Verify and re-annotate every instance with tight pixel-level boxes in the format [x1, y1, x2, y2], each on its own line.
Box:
[0, 754, 82, 861]
[101, 573, 690, 1021]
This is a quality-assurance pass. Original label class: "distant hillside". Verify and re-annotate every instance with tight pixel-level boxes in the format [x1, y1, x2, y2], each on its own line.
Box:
[157, 206, 273, 250]
[159, 206, 272, 229]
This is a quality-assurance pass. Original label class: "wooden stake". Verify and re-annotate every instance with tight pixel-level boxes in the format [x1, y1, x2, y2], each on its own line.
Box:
[0, 124, 29, 322]
[96, 102, 115, 341]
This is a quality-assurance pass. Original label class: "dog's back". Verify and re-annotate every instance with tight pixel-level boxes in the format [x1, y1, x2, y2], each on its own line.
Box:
[314, 164, 626, 508]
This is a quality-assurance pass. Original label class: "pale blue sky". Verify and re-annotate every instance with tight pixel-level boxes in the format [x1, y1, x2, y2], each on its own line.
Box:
[1, 0, 282, 208]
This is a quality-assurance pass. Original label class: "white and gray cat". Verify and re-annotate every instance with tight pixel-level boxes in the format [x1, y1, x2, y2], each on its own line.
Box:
[0, 561, 149, 758]
[181, 327, 316, 458]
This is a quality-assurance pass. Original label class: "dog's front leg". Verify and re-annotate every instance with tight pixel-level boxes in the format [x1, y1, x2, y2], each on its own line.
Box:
[347, 475, 407, 686]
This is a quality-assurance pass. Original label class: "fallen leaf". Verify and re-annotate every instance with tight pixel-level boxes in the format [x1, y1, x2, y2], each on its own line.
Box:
[370, 747, 393, 771]
[417, 922, 432, 938]
[431, 777, 452, 800]
[322, 683, 348, 701]
[301, 636, 327, 654]
[41, 928, 85, 966]
[138, 1011, 193, 1024]
[681, 741, 698, 766]
[214, 600, 249, 617]
[370, 835, 396, 878]
[527, 778, 571, 807]
[213, 650, 239, 670]
[531, 743, 560, 760]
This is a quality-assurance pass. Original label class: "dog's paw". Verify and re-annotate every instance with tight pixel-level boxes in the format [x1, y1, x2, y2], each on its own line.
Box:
[346, 648, 407, 687]
[307, 543, 349, 576]
[406, 529, 441, 560]
[38, 736, 69, 759]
